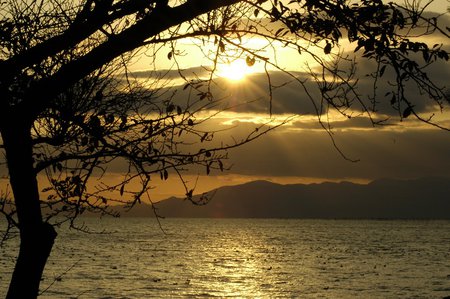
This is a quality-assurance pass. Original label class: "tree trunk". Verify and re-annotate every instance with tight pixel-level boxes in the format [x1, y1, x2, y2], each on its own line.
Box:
[6, 223, 56, 299]
[1, 123, 57, 299]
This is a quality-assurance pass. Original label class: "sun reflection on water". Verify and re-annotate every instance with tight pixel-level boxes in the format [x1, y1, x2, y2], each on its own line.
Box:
[188, 229, 270, 298]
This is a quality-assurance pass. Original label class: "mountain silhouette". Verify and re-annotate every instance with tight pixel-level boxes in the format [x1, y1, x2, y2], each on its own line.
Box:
[147, 177, 450, 219]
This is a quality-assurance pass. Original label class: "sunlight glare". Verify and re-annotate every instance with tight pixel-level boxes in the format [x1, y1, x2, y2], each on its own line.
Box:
[218, 60, 252, 81]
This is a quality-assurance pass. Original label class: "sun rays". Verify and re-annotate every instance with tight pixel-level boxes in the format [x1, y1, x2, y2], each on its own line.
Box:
[218, 59, 255, 81]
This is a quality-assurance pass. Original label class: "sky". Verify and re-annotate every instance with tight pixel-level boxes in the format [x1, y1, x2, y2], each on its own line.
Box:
[120, 1, 450, 201]
[1, 0, 449, 203]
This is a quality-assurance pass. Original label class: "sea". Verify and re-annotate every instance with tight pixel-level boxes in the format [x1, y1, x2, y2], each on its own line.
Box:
[1, 218, 450, 298]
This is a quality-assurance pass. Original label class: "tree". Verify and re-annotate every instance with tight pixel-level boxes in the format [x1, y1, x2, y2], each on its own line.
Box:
[0, 0, 448, 298]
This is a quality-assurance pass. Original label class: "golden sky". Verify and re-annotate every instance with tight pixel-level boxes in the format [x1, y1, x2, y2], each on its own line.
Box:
[1, 0, 449, 203]
[121, 1, 450, 201]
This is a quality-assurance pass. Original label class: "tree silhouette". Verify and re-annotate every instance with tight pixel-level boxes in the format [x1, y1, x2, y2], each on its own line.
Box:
[0, 0, 449, 297]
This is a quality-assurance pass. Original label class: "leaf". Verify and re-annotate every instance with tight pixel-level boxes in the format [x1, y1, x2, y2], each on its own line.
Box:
[390, 94, 396, 105]
[422, 50, 429, 63]
[120, 184, 124, 196]
[324, 42, 332, 54]
[219, 40, 225, 53]
[364, 39, 374, 52]
[104, 114, 114, 124]
[167, 51, 173, 60]
[438, 50, 449, 61]
[148, 142, 153, 153]
[163, 169, 169, 180]
[271, 6, 281, 20]
[354, 39, 364, 52]
[275, 28, 284, 36]
[120, 115, 127, 128]
[379, 65, 386, 77]
[166, 103, 175, 114]
[254, 8, 260, 18]
[402, 106, 413, 118]
[74, 185, 82, 197]
[93, 90, 103, 102]
[246, 56, 255, 67]
[188, 119, 194, 126]
[442, 51, 449, 61]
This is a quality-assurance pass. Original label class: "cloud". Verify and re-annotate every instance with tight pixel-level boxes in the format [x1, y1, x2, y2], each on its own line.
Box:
[121, 8, 450, 124]
[140, 33, 450, 125]
[224, 124, 450, 181]
[129, 66, 212, 80]
[149, 69, 337, 116]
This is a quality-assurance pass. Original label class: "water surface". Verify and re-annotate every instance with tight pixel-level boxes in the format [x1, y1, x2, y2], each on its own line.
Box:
[1, 219, 450, 298]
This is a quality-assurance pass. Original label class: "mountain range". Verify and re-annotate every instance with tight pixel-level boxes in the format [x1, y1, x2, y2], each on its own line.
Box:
[125, 177, 450, 219]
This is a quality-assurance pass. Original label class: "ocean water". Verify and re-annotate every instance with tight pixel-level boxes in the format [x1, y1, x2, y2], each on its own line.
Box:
[1, 218, 450, 298]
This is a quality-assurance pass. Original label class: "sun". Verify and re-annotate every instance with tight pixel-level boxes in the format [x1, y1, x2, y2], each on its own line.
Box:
[218, 59, 252, 81]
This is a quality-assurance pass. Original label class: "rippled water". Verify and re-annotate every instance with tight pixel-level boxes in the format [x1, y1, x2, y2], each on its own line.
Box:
[1, 219, 450, 298]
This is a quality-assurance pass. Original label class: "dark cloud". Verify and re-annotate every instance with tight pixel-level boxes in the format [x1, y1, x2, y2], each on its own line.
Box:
[306, 47, 450, 119]
[225, 124, 450, 181]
